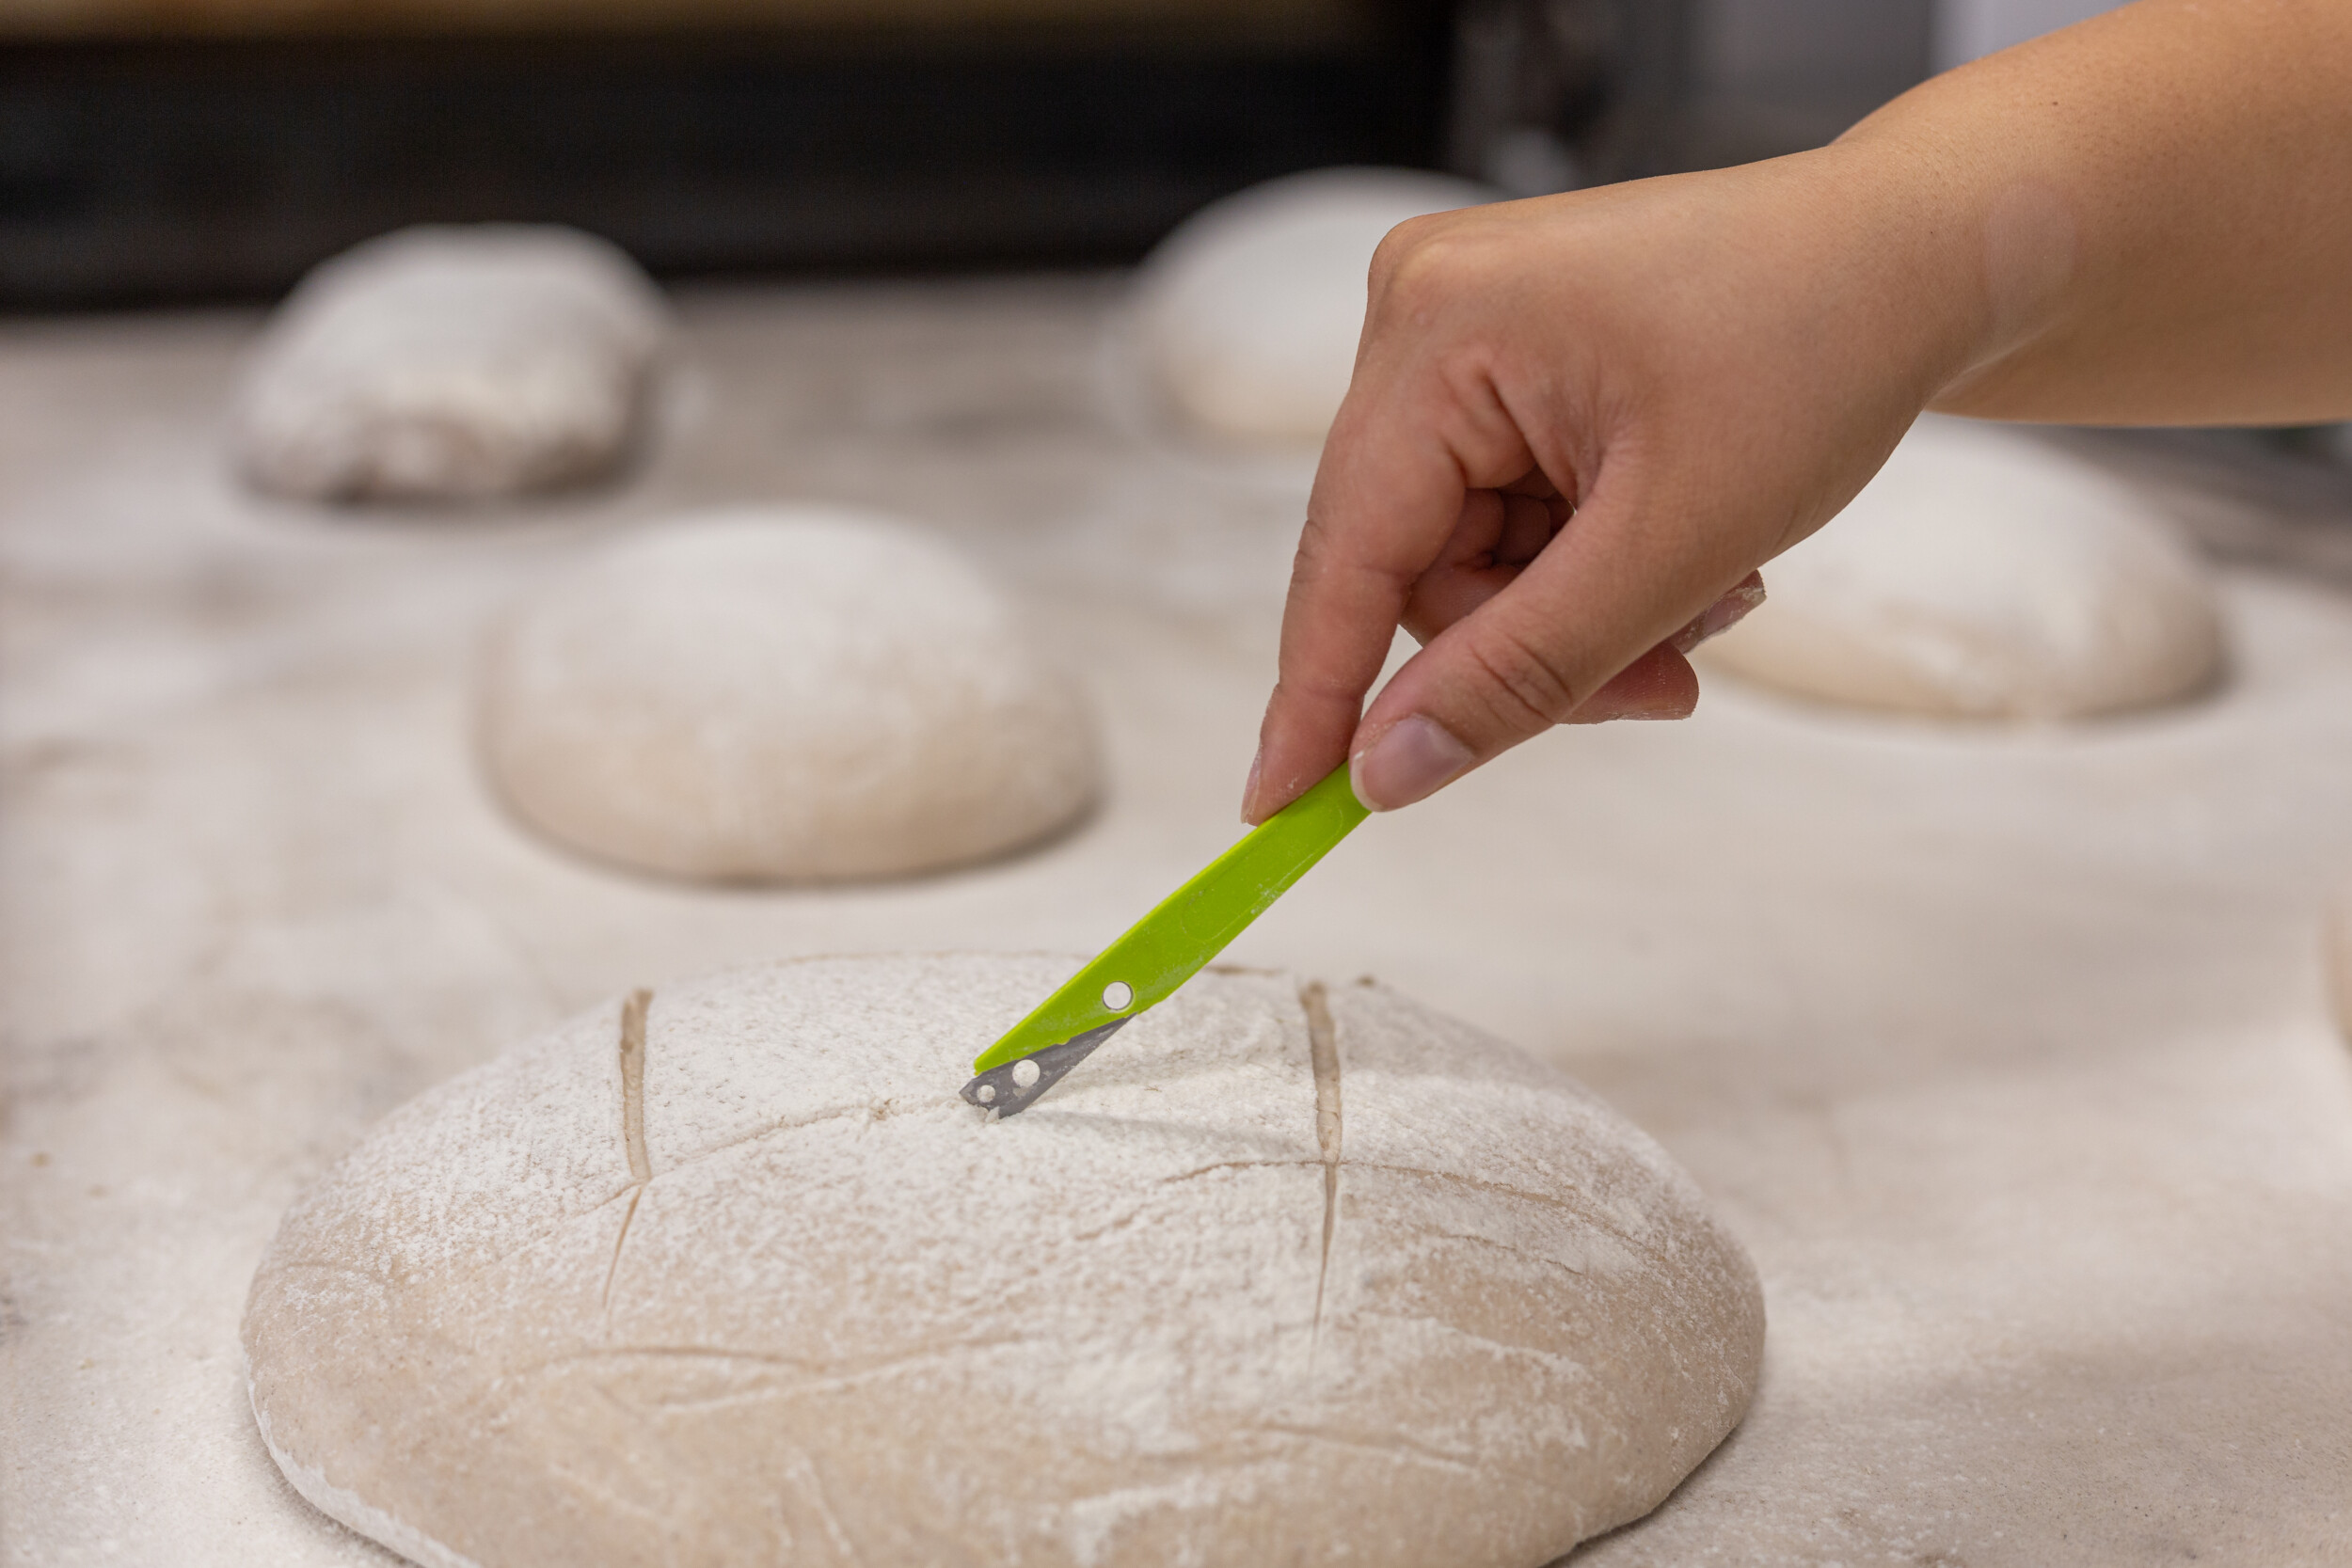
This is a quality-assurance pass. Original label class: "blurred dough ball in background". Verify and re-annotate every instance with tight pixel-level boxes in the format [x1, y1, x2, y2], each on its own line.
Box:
[232, 225, 668, 502]
[1697, 418, 2226, 721]
[1130, 166, 1495, 445]
[476, 507, 1101, 884]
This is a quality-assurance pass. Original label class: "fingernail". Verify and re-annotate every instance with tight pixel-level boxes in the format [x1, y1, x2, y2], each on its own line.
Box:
[1705, 575, 1768, 637]
[1240, 746, 1265, 824]
[1350, 716, 1474, 812]
[1671, 574, 1769, 654]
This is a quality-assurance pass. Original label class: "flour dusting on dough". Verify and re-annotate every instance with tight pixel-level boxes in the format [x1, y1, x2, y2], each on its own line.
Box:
[241, 955, 1763, 1568]
[475, 512, 1102, 884]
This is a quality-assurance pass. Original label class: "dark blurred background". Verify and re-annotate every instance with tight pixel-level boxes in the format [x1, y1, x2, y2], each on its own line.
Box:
[0, 0, 2107, 308]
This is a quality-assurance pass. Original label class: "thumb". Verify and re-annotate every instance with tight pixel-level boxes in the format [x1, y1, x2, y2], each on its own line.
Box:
[1347, 478, 1759, 810]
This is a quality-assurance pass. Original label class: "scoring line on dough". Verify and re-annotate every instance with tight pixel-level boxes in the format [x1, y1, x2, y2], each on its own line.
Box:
[602, 988, 654, 1316]
[1303, 980, 1344, 1374]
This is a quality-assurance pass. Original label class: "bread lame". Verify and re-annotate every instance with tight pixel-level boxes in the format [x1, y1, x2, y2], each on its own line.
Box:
[960, 762, 1369, 1116]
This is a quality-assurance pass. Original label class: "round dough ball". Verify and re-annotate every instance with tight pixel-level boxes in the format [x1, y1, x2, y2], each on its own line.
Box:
[476, 509, 1100, 883]
[233, 225, 667, 501]
[1132, 167, 1495, 443]
[1697, 419, 2225, 720]
[243, 955, 1765, 1568]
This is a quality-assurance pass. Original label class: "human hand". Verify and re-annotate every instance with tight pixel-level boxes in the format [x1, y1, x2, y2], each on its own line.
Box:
[1240, 146, 1981, 821]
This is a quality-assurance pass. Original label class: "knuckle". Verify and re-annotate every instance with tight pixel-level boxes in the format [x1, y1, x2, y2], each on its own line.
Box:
[1369, 220, 1482, 315]
[1292, 506, 1341, 569]
[1285, 511, 1351, 599]
[1291, 500, 1417, 591]
[1461, 622, 1584, 733]
[1365, 214, 1438, 285]
[1271, 671, 1361, 715]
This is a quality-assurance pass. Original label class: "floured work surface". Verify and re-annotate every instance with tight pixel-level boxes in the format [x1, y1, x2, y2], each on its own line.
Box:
[3, 278, 2351, 1566]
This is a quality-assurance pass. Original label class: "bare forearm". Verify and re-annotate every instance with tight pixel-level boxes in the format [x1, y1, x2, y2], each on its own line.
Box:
[1245, 0, 2352, 821]
[1846, 0, 2352, 426]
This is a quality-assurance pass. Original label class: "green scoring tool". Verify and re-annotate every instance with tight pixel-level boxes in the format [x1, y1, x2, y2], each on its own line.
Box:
[960, 761, 1370, 1117]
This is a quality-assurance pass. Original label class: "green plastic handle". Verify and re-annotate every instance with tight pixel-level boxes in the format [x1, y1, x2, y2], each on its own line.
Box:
[971, 762, 1370, 1072]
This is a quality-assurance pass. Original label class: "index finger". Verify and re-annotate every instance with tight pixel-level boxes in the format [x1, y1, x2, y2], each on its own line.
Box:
[1243, 351, 1542, 823]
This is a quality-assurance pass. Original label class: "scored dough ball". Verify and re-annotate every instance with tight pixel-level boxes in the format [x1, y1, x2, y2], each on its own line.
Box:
[476, 509, 1100, 883]
[243, 954, 1766, 1568]
[232, 225, 667, 501]
[1697, 419, 2225, 720]
[1132, 166, 1495, 443]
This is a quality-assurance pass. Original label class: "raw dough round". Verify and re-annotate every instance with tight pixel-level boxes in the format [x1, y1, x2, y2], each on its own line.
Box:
[243, 954, 1765, 1568]
[475, 509, 1099, 882]
[232, 225, 667, 501]
[1696, 419, 2225, 720]
[1131, 167, 1495, 443]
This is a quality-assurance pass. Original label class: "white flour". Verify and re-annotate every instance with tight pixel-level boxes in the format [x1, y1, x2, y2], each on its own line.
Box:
[8, 280, 2352, 1568]
[242, 955, 1763, 1568]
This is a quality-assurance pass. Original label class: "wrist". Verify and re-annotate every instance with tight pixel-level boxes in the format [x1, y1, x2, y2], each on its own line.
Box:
[1833, 78, 2090, 418]
[1808, 131, 2045, 417]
